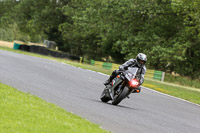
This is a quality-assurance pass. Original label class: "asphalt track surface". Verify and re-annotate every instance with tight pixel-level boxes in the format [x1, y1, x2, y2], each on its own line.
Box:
[1, 50, 200, 133]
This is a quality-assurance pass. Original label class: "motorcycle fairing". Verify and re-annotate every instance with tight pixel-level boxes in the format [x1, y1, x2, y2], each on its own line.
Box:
[110, 77, 123, 99]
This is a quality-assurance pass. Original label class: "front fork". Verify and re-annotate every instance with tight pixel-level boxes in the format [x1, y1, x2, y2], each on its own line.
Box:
[105, 78, 124, 100]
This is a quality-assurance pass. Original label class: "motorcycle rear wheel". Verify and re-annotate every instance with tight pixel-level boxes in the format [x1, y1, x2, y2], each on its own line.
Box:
[100, 89, 110, 103]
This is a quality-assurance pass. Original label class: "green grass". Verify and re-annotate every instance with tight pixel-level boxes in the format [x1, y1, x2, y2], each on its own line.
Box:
[143, 80, 200, 105]
[1, 46, 200, 105]
[165, 73, 200, 89]
[0, 82, 109, 133]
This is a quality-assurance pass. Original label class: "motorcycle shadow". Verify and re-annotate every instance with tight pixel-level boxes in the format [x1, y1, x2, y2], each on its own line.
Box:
[80, 96, 136, 110]
[105, 102, 136, 110]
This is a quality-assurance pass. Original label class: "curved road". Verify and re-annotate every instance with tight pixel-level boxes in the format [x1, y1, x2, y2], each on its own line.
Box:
[0, 50, 200, 133]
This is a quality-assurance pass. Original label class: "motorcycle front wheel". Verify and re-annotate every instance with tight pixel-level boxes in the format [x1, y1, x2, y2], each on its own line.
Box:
[112, 87, 129, 105]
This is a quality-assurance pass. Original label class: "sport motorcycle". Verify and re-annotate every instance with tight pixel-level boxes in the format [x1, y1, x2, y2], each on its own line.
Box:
[100, 67, 141, 105]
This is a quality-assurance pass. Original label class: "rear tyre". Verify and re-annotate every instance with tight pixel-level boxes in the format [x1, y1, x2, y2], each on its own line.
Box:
[100, 89, 110, 103]
[112, 87, 129, 105]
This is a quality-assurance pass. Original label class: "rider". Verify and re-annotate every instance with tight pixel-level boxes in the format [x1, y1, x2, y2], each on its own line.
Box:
[104, 53, 147, 92]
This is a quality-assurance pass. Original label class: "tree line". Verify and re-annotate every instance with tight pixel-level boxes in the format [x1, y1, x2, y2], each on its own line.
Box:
[0, 0, 200, 78]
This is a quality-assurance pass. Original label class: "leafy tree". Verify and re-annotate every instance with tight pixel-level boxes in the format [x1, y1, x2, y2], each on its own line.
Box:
[0, 0, 199, 78]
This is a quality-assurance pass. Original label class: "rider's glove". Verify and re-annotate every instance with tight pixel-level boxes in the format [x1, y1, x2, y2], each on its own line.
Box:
[119, 66, 124, 71]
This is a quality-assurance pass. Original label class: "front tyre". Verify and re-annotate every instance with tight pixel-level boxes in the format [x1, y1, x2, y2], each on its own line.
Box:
[112, 87, 129, 105]
[100, 89, 110, 103]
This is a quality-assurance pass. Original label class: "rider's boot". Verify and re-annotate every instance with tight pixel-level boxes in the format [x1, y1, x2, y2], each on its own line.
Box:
[103, 75, 115, 85]
[103, 70, 118, 85]
[103, 77, 112, 85]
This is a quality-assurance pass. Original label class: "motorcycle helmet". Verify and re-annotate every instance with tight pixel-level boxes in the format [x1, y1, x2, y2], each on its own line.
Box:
[136, 53, 147, 67]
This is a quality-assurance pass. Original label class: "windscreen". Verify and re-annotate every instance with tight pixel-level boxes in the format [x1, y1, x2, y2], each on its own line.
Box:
[124, 67, 138, 81]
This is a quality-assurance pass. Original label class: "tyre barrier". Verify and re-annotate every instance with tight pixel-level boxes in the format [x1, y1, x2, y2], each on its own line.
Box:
[19, 45, 30, 51]
[19, 45, 80, 61]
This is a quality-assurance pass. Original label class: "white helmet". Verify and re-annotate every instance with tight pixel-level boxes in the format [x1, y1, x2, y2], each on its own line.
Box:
[136, 53, 147, 67]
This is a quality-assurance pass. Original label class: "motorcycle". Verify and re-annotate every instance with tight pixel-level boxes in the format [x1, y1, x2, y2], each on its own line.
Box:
[100, 67, 141, 105]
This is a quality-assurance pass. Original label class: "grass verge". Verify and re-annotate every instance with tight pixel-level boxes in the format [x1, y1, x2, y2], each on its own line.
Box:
[0, 82, 109, 133]
[165, 73, 200, 89]
[0, 46, 200, 105]
[143, 80, 200, 105]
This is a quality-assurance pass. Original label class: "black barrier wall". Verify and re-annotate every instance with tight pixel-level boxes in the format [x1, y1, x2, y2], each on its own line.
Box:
[19, 45, 80, 61]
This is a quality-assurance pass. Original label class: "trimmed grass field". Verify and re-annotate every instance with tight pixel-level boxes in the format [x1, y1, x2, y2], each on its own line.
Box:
[0, 82, 109, 133]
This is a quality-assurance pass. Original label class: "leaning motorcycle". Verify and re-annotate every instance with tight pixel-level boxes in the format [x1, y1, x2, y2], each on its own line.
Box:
[100, 67, 141, 105]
